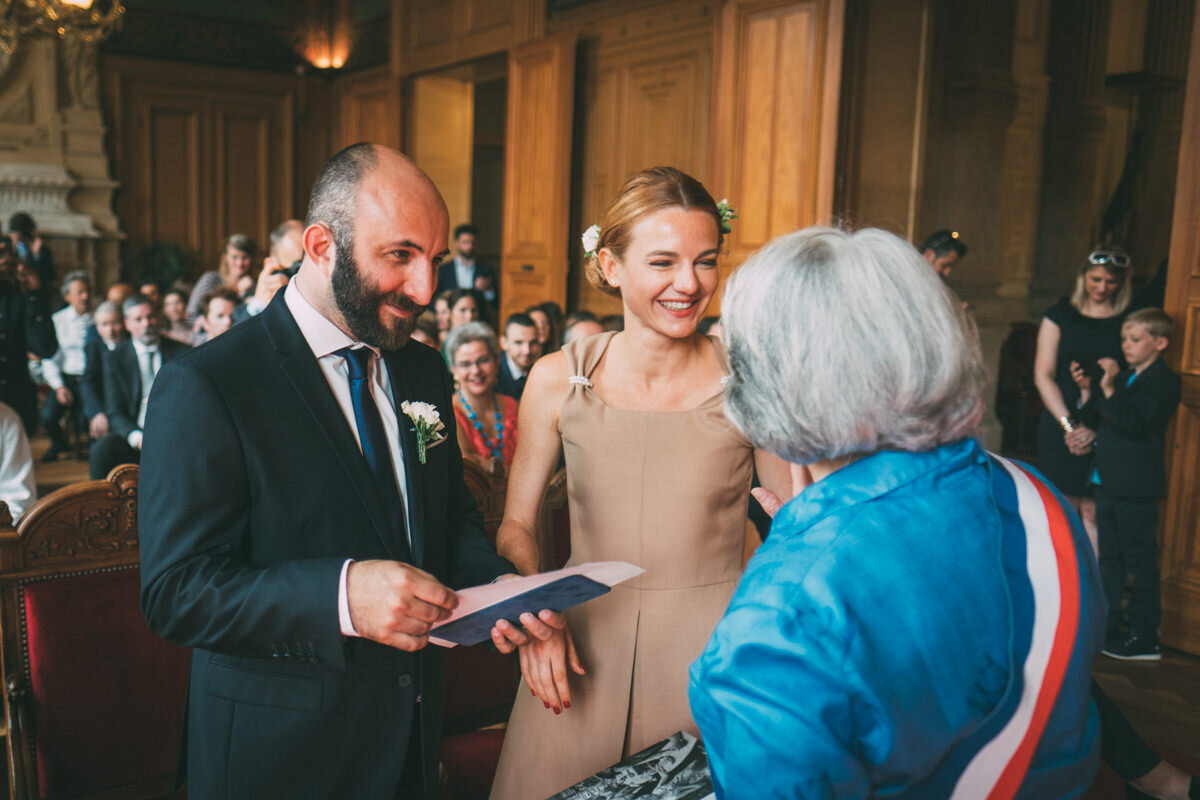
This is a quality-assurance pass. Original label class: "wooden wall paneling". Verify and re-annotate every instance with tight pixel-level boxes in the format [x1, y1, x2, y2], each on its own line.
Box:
[500, 32, 576, 323]
[572, 20, 714, 314]
[1160, 1, 1200, 656]
[396, 0, 545, 77]
[213, 100, 287, 252]
[294, 77, 338, 220]
[102, 56, 299, 279]
[338, 67, 403, 151]
[709, 0, 845, 305]
[410, 75, 475, 234]
[576, 58, 623, 315]
[409, 0, 455, 52]
[568, 7, 710, 311]
[140, 97, 204, 256]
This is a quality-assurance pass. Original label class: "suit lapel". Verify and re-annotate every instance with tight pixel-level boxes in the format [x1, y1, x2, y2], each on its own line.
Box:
[384, 347, 427, 568]
[264, 298, 401, 560]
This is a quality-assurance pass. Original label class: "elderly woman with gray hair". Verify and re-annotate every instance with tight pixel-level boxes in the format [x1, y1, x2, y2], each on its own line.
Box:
[688, 227, 1105, 799]
[446, 321, 518, 468]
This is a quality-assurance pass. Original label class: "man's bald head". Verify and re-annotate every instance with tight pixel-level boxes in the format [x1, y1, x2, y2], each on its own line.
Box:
[305, 143, 445, 247]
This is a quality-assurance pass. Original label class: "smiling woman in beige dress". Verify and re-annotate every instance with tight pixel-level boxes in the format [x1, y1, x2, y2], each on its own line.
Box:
[486, 167, 789, 800]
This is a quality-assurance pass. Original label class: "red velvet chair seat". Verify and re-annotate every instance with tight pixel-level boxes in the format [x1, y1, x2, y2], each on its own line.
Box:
[441, 728, 506, 800]
[21, 566, 189, 799]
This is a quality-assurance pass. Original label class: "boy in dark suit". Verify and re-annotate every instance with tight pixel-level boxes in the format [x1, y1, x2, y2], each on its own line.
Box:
[1072, 307, 1181, 661]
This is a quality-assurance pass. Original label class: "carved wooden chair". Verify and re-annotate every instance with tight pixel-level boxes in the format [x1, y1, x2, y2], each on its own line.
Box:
[537, 468, 569, 571]
[0, 465, 189, 800]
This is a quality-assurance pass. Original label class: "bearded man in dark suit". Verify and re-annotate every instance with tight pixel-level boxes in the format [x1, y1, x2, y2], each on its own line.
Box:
[139, 143, 515, 799]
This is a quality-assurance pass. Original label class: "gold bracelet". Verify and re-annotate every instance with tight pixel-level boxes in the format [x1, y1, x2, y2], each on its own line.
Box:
[1057, 415, 1076, 434]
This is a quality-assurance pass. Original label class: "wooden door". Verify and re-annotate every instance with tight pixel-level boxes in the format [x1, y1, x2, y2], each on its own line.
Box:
[1160, 4, 1200, 656]
[708, 0, 845, 308]
[337, 66, 403, 151]
[499, 32, 576, 323]
[103, 56, 296, 278]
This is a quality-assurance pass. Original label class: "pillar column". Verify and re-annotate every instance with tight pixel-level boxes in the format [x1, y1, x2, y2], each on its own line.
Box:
[1029, 0, 1112, 314]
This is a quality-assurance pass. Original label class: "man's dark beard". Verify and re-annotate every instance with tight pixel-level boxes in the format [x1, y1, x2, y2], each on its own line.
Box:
[330, 234, 424, 350]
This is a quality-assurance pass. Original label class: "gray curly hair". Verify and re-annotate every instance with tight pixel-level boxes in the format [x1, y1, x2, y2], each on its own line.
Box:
[721, 226, 985, 465]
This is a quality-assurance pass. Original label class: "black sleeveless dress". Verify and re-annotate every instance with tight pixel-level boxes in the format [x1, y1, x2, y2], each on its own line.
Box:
[1035, 298, 1125, 496]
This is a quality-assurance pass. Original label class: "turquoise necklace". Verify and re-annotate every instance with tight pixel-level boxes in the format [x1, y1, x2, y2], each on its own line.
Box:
[458, 390, 504, 459]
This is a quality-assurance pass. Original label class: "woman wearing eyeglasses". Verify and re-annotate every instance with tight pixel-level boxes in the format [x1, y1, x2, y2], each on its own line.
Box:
[447, 321, 519, 469]
[1033, 246, 1133, 554]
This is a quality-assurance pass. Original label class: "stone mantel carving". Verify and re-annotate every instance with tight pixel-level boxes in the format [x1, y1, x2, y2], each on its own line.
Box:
[0, 37, 121, 287]
[0, 162, 98, 237]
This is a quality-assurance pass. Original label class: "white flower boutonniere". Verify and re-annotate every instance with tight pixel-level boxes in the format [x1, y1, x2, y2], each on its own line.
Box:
[400, 401, 446, 464]
[581, 224, 601, 259]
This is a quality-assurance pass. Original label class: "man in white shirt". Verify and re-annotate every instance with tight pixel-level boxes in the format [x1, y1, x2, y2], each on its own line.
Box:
[0, 401, 34, 521]
[39, 271, 92, 461]
[88, 294, 188, 479]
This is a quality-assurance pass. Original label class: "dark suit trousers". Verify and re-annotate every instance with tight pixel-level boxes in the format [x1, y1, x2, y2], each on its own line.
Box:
[40, 374, 83, 450]
[89, 432, 139, 480]
[1094, 486, 1161, 641]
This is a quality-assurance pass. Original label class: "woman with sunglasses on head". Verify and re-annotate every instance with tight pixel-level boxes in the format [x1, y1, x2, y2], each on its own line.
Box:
[447, 321, 518, 470]
[1034, 245, 1133, 554]
[486, 167, 789, 800]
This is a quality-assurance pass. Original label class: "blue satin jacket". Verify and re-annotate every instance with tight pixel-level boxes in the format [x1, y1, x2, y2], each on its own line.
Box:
[689, 439, 1104, 799]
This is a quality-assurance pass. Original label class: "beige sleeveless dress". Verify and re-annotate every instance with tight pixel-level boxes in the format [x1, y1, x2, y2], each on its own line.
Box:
[488, 332, 754, 800]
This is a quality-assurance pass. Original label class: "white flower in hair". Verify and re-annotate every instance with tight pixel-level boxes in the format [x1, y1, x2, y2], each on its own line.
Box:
[581, 224, 601, 259]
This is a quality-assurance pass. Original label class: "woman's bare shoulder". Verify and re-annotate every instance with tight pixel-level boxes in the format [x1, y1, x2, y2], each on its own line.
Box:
[521, 352, 571, 410]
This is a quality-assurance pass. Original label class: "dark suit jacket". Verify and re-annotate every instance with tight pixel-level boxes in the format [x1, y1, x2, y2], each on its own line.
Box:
[103, 337, 190, 439]
[138, 292, 513, 799]
[435, 259, 496, 297]
[80, 330, 113, 419]
[1080, 358, 1181, 498]
[496, 352, 527, 401]
[0, 282, 57, 431]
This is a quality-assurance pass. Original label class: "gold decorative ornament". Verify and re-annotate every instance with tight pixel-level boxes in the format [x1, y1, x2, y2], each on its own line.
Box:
[0, 0, 125, 55]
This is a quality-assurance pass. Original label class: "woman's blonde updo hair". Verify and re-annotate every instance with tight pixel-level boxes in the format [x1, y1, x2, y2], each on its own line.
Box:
[584, 166, 725, 298]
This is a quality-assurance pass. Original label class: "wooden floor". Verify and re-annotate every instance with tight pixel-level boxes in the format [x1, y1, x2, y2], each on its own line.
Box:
[22, 434, 1200, 792]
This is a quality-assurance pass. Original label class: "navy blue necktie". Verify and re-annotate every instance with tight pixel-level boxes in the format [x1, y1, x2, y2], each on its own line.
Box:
[339, 347, 412, 563]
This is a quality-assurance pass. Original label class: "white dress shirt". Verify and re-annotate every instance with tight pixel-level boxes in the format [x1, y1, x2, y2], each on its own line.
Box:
[130, 338, 161, 441]
[283, 280, 413, 637]
[453, 256, 475, 290]
[0, 402, 35, 520]
[42, 306, 92, 388]
[505, 353, 526, 381]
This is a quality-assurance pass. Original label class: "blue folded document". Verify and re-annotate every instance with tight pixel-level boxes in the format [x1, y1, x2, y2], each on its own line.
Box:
[432, 574, 611, 647]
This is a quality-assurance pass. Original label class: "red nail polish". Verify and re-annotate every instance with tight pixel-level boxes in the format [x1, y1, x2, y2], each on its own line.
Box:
[563, 700, 570, 709]
[544, 701, 550, 709]
[531, 688, 537, 697]
[553, 706, 561, 715]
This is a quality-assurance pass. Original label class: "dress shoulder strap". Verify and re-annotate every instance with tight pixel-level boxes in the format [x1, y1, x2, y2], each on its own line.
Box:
[708, 334, 734, 388]
[561, 331, 618, 390]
